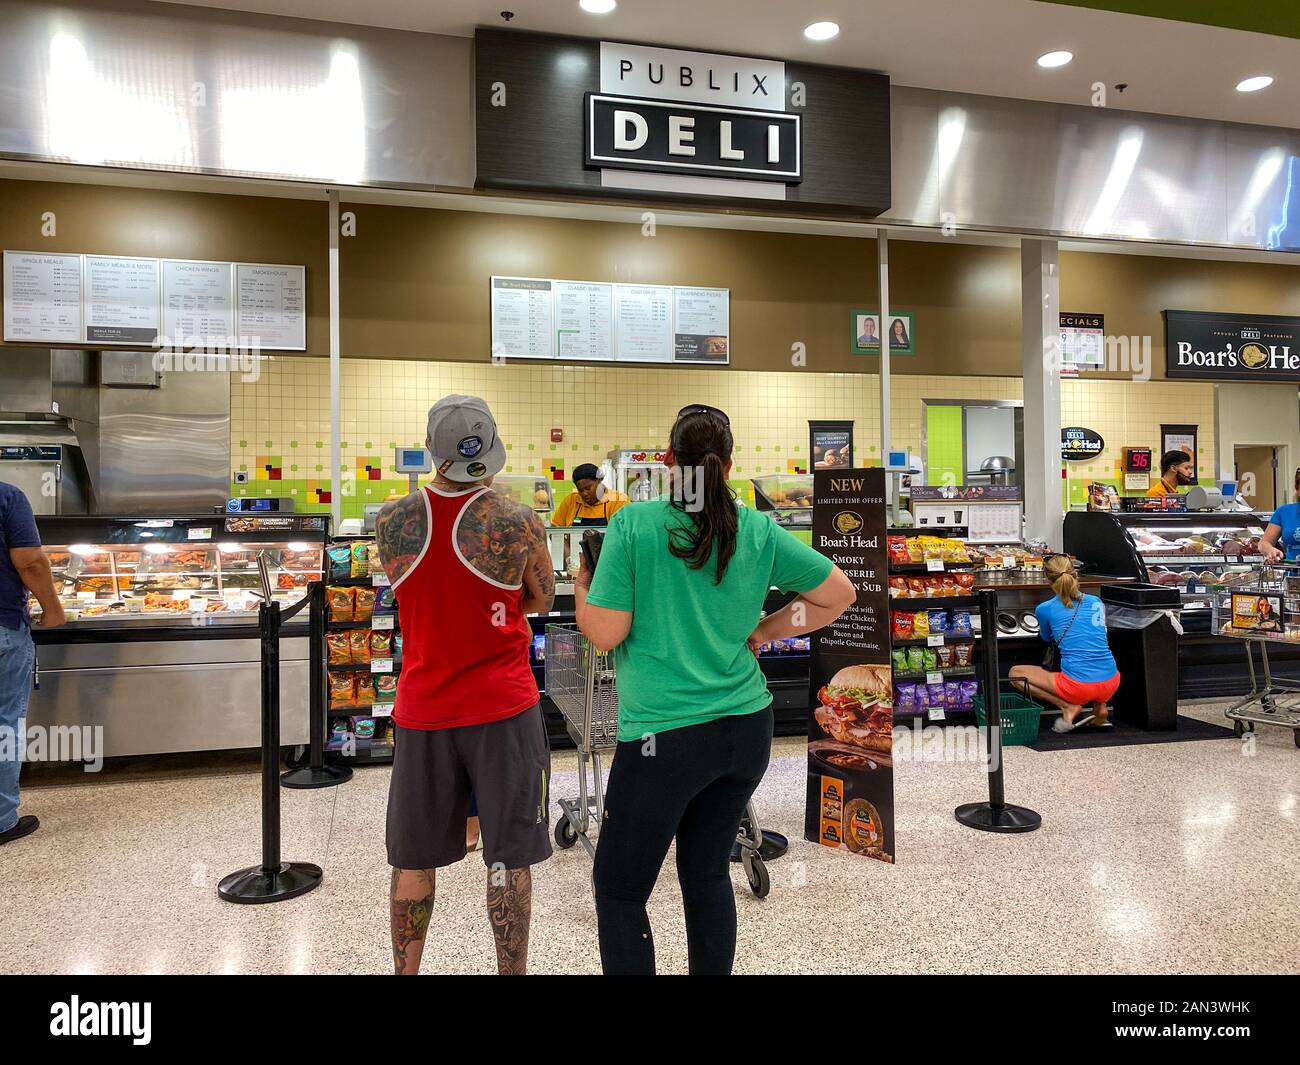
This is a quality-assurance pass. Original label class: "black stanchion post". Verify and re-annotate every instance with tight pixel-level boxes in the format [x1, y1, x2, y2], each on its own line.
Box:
[219, 557, 325, 903]
[282, 580, 352, 789]
[954, 587, 1042, 833]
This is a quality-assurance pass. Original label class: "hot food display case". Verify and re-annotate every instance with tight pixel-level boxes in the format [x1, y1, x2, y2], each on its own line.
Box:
[27, 513, 329, 758]
[751, 474, 814, 528]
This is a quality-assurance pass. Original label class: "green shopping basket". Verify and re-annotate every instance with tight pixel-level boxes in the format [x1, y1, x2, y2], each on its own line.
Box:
[972, 682, 1043, 747]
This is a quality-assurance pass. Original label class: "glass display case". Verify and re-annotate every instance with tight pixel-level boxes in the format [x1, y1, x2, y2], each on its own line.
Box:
[34, 514, 326, 628]
[491, 474, 554, 514]
[751, 474, 814, 527]
[26, 513, 330, 760]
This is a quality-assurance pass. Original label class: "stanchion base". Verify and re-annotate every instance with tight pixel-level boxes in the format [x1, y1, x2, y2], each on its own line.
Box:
[954, 802, 1042, 833]
[280, 764, 353, 790]
[218, 862, 323, 904]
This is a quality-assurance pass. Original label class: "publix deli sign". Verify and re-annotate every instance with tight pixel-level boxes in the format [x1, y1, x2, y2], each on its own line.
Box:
[1166, 310, 1300, 382]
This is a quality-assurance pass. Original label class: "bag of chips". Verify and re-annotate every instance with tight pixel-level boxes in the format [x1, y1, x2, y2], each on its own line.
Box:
[328, 586, 355, 622]
[949, 610, 973, 637]
[354, 673, 376, 706]
[895, 683, 917, 714]
[960, 680, 979, 707]
[889, 576, 909, 598]
[912, 611, 930, 638]
[887, 535, 910, 565]
[370, 630, 392, 657]
[922, 648, 938, 672]
[350, 542, 369, 579]
[354, 587, 376, 622]
[374, 674, 398, 700]
[892, 648, 910, 672]
[928, 609, 948, 634]
[907, 578, 927, 597]
[349, 629, 371, 665]
[376, 586, 396, 611]
[927, 683, 946, 707]
[945, 681, 962, 708]
[906, 647, 925, 673]
[954, 571, 976, 591]
[327, 546, 352, 581]
[936, 644, 955, 668]
[366, 542, 381, 576]
[954, 642, 973, 667]
[326, 632, 351, 666]
[891, 612, 914, 640]
[329, 671, 356, 709]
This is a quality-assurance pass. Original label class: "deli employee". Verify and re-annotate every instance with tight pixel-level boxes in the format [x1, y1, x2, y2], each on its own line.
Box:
[1147, 450, 1195, 497]
[553, 464, 629, 526]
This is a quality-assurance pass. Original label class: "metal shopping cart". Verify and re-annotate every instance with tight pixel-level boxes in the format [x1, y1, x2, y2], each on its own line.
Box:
[1212, 564, 1300, 748]
[543, 623, 775, 897]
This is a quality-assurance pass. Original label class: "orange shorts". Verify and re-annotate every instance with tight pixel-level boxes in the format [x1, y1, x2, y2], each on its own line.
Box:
[1053, 671, 1120, 705]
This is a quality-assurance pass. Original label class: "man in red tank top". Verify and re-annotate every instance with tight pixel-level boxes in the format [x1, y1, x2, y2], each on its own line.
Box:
[377, 395, 556, 975]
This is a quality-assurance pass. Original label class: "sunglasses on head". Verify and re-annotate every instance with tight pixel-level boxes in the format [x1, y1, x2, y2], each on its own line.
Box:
[675, 404, 730, 428]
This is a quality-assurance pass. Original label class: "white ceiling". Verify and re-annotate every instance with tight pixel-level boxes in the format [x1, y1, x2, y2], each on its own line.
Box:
[156, 0, 1300, 128]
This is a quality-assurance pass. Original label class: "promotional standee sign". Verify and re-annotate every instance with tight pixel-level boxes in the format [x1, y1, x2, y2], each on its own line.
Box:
[1166, 309, 1300, 382]
[805, 467, 895, 863]
[809, 419, 853, 471]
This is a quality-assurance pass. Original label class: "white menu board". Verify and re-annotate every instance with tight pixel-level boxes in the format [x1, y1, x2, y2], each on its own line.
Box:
[491, 277, 554, 359]
[161, 259, 234, 348]
[673, 286, 730, 363]
[83, 254, 161, 345]
[235, 263, 306, 351]
[554, 280, 614, 360]
[3, 251, 83, 343]
[614, 284, 674, 363]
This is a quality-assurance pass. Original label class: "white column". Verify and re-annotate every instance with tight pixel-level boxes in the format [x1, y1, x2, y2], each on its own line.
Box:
[328, 190, 341, 531]
[878, 228, 891, 478]
[1021, 238, 1062, 547]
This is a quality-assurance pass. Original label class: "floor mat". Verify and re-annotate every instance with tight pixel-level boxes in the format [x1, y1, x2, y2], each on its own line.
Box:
[1021, 713, 1237, 751]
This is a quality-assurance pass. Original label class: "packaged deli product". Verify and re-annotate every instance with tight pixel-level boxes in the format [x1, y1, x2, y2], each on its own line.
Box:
[349, 629, 371, 665]
[954, 641, 973, 667]
[327, 546, 352, 581]
[889, 576, 909, 598]
[891, 612, 914, 640]
[354, 587, 377, 622]
[326, 632, 352, 666]
[912, 611, 930, 638]
[892, 648, 910, 672]
[354, 673, 376, 706]
[370, 630, 393, 657]
[329, 672, 356, 709]
[328, 586, 355, 622]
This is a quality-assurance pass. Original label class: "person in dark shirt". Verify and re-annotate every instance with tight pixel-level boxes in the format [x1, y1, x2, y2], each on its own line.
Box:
[0, 481, 65, 846]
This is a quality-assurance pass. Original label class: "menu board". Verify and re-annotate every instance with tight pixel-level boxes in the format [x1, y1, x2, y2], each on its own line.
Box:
[3, 251, 82, 343]
[235, 263, 306, 351]
[83, 255, 161, 345]
[1060, 312, 1105, 375]
[489, 275, 729, 365]
[673, 286, 729, 362]
[614, 284, 674, 362]
[805, 467, 895, 864]
[554, 280, 613, 361]
[161, 260, 234, 348]
[491, 277, 554, 359]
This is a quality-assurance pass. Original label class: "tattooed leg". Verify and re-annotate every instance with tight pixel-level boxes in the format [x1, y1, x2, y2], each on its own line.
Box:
[391, 867, 436, 975]
[486, 866, 533, 975]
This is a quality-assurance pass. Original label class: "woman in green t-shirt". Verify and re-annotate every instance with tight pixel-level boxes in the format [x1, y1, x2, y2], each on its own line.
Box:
[576, 405, 854, 975]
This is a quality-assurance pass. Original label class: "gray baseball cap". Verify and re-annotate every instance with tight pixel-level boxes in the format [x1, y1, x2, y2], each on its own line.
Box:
[426, 394, 506, 482]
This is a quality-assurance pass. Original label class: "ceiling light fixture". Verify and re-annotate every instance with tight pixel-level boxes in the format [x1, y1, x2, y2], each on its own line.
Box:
[803, 21, 840, 42]
[579, 0, 617, 14]
[1236, 75, 1273, 93]
[1037, 50, 1073, 69]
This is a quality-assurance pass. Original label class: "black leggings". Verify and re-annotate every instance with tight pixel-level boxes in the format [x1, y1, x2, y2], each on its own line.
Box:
[591, 706, 773, 975]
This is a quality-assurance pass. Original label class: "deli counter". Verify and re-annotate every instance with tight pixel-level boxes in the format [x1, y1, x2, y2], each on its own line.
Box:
[27, 513, 330, 758]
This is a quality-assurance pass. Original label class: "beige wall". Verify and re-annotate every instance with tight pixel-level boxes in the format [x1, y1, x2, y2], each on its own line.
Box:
[1215, 382, 1300, 498]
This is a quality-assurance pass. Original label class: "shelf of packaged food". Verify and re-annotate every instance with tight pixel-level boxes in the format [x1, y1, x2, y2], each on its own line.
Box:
[888, 594, 980, 607]
[889, 636, 976, 646]
[888, 562, 976, 573]
[893, 707, 976, 719]
[328, 659, 401, 672]
[892, 668, 977, 680]
[325, 744, 393, 764]
[327, 616, 396, 631]
[328, 705, 394, 715]
[327, 575, 389, 586]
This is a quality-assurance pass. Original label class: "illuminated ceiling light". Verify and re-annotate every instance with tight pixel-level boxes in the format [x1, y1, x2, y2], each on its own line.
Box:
[803, 21, 840, 42]
[1036, 50, 1074, 69]
[579, 0, 617, 13]
[1236, 75, 1273, 93]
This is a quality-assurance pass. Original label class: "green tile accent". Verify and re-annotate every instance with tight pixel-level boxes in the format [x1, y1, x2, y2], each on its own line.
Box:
[926, 405, 963, 486]
[290, 440, 298, 449]
[238, 439, 247, 449]
[264, 439, 273, 448]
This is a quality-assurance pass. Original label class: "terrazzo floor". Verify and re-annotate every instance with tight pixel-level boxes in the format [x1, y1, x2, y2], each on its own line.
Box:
[2, 698, 1297, 975]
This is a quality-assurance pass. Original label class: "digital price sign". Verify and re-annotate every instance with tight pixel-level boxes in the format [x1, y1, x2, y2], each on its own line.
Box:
[1123, 447, 1153, 473]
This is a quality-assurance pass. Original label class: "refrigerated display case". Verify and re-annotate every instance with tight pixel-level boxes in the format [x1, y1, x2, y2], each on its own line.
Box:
[751, 474, 814, 527]
[491, 474, 554, 515]
[27, 513, 329, 758]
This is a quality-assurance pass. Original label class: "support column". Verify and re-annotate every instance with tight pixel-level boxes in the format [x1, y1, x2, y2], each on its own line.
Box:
[328, 190, 341, 531]
[878, 228, 891, 481]
[1021, 239, 1062, 548]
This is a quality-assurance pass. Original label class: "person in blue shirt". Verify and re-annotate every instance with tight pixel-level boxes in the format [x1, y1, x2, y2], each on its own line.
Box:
[1260, 468, 1300, 562]
[0, 481, 66, 847]
[1010, 554, 1120, 733]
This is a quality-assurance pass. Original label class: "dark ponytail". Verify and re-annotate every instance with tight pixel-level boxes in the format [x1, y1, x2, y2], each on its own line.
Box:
[667, 411, 738, 584]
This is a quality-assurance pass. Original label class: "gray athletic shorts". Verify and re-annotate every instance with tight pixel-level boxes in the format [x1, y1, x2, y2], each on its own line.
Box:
[386, 702, 553, 871]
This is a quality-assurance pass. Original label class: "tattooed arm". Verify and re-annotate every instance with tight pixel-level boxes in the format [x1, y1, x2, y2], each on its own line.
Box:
[520, 509, 556, 615]
[375, 490, 427, 586]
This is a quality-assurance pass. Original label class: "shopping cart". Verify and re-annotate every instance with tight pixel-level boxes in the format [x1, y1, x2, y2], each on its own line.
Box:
[543, 623, 774, 897]
[1212, 564, 1300, 748]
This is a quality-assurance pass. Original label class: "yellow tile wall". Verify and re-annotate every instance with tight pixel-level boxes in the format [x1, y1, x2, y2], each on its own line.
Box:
[229, 357, 1215, 515]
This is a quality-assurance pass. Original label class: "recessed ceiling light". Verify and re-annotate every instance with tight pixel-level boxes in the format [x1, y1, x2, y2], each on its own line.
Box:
[579, 0, 617, 13]
[803, 21, 840, 42]
[1236, 75, 1273, 93]
[1037, 50, 1073, 69]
